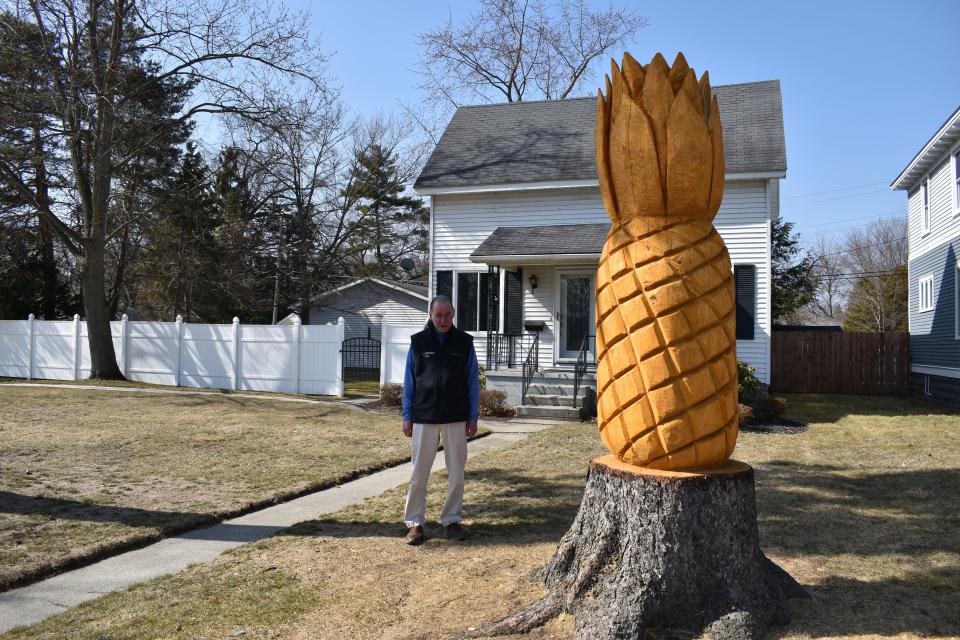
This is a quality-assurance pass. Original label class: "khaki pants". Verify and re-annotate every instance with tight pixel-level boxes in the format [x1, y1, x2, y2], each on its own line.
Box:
[403, 422, 468, 528]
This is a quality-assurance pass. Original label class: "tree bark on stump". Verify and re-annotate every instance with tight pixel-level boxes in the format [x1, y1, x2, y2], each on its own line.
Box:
[458, 456, 807, 640]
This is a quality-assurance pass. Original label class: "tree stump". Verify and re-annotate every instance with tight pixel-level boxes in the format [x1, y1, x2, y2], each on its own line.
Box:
[458, 456, 807, 640]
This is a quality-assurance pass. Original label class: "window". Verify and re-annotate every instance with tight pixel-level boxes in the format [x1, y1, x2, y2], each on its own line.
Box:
[953, 149, 960, 215]
[918, 274, 934, 312]
[456, 272, 498, 332]
[921, 179, 931, 234]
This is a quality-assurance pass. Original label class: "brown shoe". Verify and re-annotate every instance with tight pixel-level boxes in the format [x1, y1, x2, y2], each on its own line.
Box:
[445, 522, 468, 541]
[405, 525, 425, 546]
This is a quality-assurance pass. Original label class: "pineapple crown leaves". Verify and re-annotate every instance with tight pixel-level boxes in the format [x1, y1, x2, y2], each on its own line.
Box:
[596, 52, 725, 225]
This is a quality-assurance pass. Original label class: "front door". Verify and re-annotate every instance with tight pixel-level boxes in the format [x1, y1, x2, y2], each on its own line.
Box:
[556, 271, 595, 361]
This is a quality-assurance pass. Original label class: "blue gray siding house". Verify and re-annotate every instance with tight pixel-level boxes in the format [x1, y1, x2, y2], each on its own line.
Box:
[892, 105, 960, 407]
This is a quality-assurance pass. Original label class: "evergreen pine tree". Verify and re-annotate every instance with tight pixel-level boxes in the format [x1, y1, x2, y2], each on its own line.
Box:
[345, 143, 428, 279]
[771, 218, 818, 323]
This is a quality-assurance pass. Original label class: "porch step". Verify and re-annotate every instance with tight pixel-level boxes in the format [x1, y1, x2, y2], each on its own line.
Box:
[527, 384, 575, 396]
[525, 393, 576, 407]
[516, 404, 587, 420]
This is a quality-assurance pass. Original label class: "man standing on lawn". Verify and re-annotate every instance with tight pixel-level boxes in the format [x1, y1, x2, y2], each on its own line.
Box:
[401, 294, 480, 545]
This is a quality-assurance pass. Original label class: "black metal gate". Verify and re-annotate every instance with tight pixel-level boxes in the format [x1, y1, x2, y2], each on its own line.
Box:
[342, 336, 381, 382]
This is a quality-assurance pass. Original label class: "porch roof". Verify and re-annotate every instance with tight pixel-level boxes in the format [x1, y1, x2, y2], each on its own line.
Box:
[470, 223, 606, 264]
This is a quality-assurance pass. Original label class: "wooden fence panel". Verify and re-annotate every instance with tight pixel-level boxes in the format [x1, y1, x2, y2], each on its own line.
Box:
[769, 331, 911, 395]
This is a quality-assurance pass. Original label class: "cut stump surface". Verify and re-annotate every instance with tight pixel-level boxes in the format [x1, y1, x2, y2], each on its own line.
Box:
[455, 455, 806, 640]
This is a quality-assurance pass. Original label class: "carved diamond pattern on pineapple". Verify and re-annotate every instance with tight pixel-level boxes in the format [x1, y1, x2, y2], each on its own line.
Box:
[594, 51, 738, 470]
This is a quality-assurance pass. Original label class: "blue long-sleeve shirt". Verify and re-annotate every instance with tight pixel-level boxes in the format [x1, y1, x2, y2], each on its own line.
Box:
[402, 328, 480, 422]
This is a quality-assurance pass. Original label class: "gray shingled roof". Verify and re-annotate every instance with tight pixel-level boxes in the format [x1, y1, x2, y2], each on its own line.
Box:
[471, 223, 608, 258]
[311, 277, 428, 304]
[385, 279, 428, 297]
[414, 81, 785, 191]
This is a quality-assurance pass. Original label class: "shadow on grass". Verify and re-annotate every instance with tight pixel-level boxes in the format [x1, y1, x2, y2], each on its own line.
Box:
[282, 466, 586, 544]
[784, 570, 960, 639]
[782, 393, 959, 424]
[278, 460, 960, 638]
[0, 490, 209, 530]
[754, 461, 960, 557]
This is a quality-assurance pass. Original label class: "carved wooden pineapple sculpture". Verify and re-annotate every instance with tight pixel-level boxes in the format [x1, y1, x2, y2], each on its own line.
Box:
[595, 52, 738, 470]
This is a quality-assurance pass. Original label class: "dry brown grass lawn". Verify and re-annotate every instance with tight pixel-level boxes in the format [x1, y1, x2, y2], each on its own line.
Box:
[0, 377, 338, 400]
[5, 394, 960, 640]
[0, 386, 409, 591]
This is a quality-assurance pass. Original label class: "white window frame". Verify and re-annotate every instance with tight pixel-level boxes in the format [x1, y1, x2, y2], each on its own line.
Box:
[921, 178, 931, 235]
[956, 260, 960, 340]
[918, 274, 934, 312]
[952, 146, 960, 216]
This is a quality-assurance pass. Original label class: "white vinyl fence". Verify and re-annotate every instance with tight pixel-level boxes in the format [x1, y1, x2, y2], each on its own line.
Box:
[379, 319, 424, 386]
[0, 314, 345, 396]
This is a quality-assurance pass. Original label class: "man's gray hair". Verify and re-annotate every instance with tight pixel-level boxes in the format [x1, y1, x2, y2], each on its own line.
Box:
[426, 295, 454, 329]
[429, 295, 453, 312]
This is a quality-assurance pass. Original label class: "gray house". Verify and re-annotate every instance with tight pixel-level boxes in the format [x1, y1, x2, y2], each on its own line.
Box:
[892, 105, 960, 407]
[308, 278, 427, 340]
[413, 81, 786, 415]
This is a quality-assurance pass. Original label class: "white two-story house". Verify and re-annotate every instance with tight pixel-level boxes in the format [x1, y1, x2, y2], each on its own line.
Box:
[413, 81, 786, 412]
[892, 105, 960, 407]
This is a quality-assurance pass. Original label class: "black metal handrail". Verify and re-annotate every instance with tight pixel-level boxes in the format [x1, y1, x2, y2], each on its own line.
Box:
[487, 331, 538, 371]
[520, 332, 540, 405]
[572, 334, 596, 409]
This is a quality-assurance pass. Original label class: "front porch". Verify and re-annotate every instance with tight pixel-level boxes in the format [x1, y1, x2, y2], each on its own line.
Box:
[487, 365, 596, 420]
[484, 330, 597, 419]
[466, 223, 607, 418]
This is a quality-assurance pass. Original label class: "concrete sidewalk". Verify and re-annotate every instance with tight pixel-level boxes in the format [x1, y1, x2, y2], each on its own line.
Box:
[0, 416, 566, 634]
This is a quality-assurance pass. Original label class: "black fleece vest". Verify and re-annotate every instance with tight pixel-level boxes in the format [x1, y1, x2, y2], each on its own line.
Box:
[409, 327, 473, 424]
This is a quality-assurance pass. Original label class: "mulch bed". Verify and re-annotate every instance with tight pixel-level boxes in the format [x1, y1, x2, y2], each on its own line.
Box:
[741, 417, 808, 434]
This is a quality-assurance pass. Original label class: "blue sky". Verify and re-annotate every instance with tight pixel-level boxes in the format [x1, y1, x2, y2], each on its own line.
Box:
[302, 0, 959, 247]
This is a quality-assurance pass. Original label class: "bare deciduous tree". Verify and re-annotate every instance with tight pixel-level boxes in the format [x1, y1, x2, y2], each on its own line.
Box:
[0, 0, 328, 378]
[840, 216, 909, 332]
[806, 234, 850, 324]
[800, 215, 910, 332]
[417, 0, 646, 108]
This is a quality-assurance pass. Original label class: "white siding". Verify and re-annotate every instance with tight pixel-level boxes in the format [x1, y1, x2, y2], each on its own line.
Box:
[431, 182, 773, 382]
[908, 151, 960, 262]
[433, 187, 607, 271]
[716, 184, 772, 383]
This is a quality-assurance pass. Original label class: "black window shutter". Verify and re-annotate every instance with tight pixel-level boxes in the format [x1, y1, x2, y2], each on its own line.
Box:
[734, 265, 756, 340]
[503, 268, 523, 335]
[435, 270, 453, 300]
